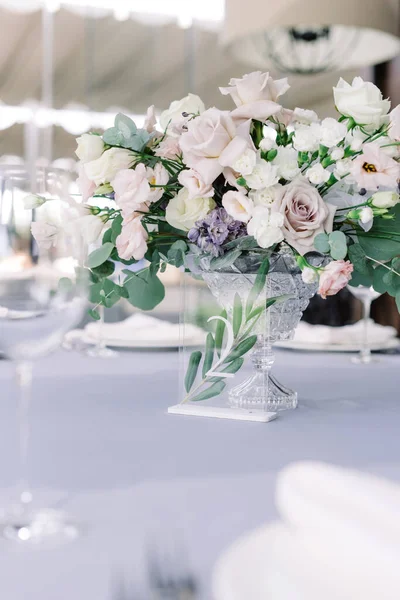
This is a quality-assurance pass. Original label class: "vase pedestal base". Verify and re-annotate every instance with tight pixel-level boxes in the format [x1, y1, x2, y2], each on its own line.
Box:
[168, 404, 277, 423]
[228, 372, 298, 412]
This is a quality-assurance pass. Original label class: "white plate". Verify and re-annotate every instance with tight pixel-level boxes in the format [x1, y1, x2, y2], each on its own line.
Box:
[213, 522, 282, 600]
[80, 332, 206, 350]
[275, 338, 399, 353]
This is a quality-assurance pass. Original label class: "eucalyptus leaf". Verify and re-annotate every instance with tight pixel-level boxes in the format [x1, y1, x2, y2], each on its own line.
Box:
[202, 333, 215, 378]
[210, 248, 242, 271]
[115, 113, 137, 136]
[111, 215, 123, 244]
[88, 308, 101, 321]
[328, 231, 347, 260]
[91, 260, 115, 279]
[185, 350, 202, 393]
[350, 269, 373, 288]
[347, 244, 370, 276]
[190, 380, 226, 402]
[224, 335, 258, 363]
[314, 233, 330, 254]
[396, 290, 400, 313]
[58, 277, 73, 294]
[123, 268, 165, 311]
[102, 228, 113, 244]
[245, 257, 270, 318]
[373, 265, 391, 293]
[233, 293, 243, 337]
[223, 236, 259, 252]
[167, 240, 188, 267]
[87, 242, 114, 269]
[359, 234, 400, 262]
[214, 309, 226, 357]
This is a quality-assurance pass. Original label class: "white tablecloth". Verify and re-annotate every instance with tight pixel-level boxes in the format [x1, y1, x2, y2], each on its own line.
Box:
[0, 348, 399, 599]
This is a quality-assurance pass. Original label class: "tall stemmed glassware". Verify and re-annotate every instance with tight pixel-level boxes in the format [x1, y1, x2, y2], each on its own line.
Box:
[0, 165, 88, 544]
[86, 305, 117, 358]
[347, 284, 382, 364]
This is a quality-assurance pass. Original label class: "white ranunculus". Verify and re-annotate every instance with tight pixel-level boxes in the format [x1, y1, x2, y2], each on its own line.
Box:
[232, 148, 257, 176]
[293, 124, 320, 152]
[333, 77, 391, 128]
[84, 147, 135, 186]
[245, 156, 279, 190]
[222, 190, 253, 223]
[319, 117, 347, 148]
[306, 163, 330, 185]
[75, 133, 105, 163]
[159, 93, 205, 135]
[330, 147, 344, 161]
[247, 205, 284, 249]
[23, 194, 47, 209]
[370, 191, 400, 209]
[301, 267, 318, 284]
[249, 184, 281, 208]
[272, 147, 300, 181]
[165, 188, 215, 232]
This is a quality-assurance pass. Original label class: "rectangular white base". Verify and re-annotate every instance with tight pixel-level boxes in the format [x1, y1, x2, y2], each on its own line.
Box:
[168, 404, 277, 422]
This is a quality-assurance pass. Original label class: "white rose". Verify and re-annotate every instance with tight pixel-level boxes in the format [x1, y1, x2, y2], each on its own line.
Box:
[301, 267, 318, 284]
[249, 184, 281, 207]
[245, 156, 279, 190]
[23, 194, 47, 209]
[165, 188, 216, 231]
[232, 148, 257, 176]
[319, 117, 347, 148]
[75, 133, 105, 163]
[84, 148, 135, 186]
[160, 93, 205, 136]
[370, 191, 400, 209]
[333, 77, 391, 128]
[222, 190, 253, 223]
[273, 147, 300, 181]
[330, 147, 344, 161]
[293, 124, 320, 152]
[247, 205, 284, 249]
[306, 163, 330, 185]
[292, 108, 319, 126]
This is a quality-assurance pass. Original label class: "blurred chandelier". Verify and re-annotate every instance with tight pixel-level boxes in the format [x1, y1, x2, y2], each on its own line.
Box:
[224, 0, 400, 74]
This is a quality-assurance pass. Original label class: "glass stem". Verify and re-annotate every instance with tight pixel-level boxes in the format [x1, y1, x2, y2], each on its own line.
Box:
[15, 361, 33, 508]
[96, 306, 106, 351]
[360, 298, 372, 362]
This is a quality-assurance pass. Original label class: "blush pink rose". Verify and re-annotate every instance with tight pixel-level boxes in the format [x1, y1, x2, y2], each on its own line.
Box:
[77, 164, 96, 202]
[318, 260, 354, 299]
[178, 169, 214, 199]
[350, 142, 399, 190]
[111, 165, 150, 217]
[147, 163, 169, 203]
[154, 137, 181, 160]
[116, 215, 148, 261]
[179, 108, 252, 185]
[274, 177, 336, 255]
[219, 71, 289, 123]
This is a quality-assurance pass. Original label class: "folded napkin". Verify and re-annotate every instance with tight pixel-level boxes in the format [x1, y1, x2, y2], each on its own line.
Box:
[267, 462, 400, 600]
[291, 319, 397, 345]
[68, 313, 205, 346]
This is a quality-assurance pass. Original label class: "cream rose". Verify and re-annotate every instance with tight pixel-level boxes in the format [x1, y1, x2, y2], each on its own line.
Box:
[75, 133, 105, 163]
[165, 188, 216, 232]
[219, 71, 289, 122]
[333, 77, 391, 128]
[160, 93, 205, 135]
[179, 107, 252, 185]
[84, 148, 135, 186]
[275, 178, 336, 255]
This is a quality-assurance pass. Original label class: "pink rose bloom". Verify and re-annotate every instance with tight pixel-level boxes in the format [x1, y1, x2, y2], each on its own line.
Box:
[112, 165, 150, 217]
[178, 169, 214, 199]
[77, 164, 96, 202]
[147, 163, 169, 203]
[220, 71, 289, 123]
[144, 105, 157, 133]
[318, 260, 354, 299]
[275, 177, 336, 255]
[154, 136, 181, 160]
[350, 142, 399, 190]
[116, 215, 148, 261]
[389, 104, 400, 142]
[179, 108, 252, 185]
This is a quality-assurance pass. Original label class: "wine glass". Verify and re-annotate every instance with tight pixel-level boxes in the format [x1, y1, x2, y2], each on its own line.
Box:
[0, 164, 88, 544]
[85, 304, 118, 358]
[347, 284, 382, 364]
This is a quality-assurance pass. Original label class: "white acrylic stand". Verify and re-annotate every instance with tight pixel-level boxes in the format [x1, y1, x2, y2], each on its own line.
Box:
[168, 404, 277, 423]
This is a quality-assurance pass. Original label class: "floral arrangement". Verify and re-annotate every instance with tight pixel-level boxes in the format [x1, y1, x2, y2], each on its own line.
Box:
[30, 72, 400, 317]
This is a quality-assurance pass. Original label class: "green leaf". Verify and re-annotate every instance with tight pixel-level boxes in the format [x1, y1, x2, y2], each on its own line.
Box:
[210, 248, 242, 271]
[167, 240, 188, 268]
[359, 235, 400, 262]
[314, 233, 330, 254]
[115, 113, 137, 137]
[88, 308, 101, 320]
[117, 285, 129, 299]
[351, 269, 373, 288]
[209, 358, 244, 382]
[87, 242, 114, 269]
[347, 244, 370, 276]
[214, 309, 226, 357]
[224, 335, 258, 363]
[396, 290, 400, 313]
[190, 380, 226, 402]
[91, 260, 115, 279]
[123, 267, 165, 311]
[223, 235, 259, 252]
[58, 277, 73, 294]
[111, 214, 123, 244]
[247, 294, 293, 321]
[202, 333, 215, 378]
[266, 148, 278, 161]
[233, 293, 243, 337]
[185, 351, 202, 393]
[245, 257, 270, 318]
[102, 228, 113, 244]
[329, 231, 347, 260]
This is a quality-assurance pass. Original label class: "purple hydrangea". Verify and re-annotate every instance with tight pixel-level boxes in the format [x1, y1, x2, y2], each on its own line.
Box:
[188, 207, 246, 257]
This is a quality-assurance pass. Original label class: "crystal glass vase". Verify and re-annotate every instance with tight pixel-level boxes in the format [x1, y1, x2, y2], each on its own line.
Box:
[199, 248, 319, 412]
